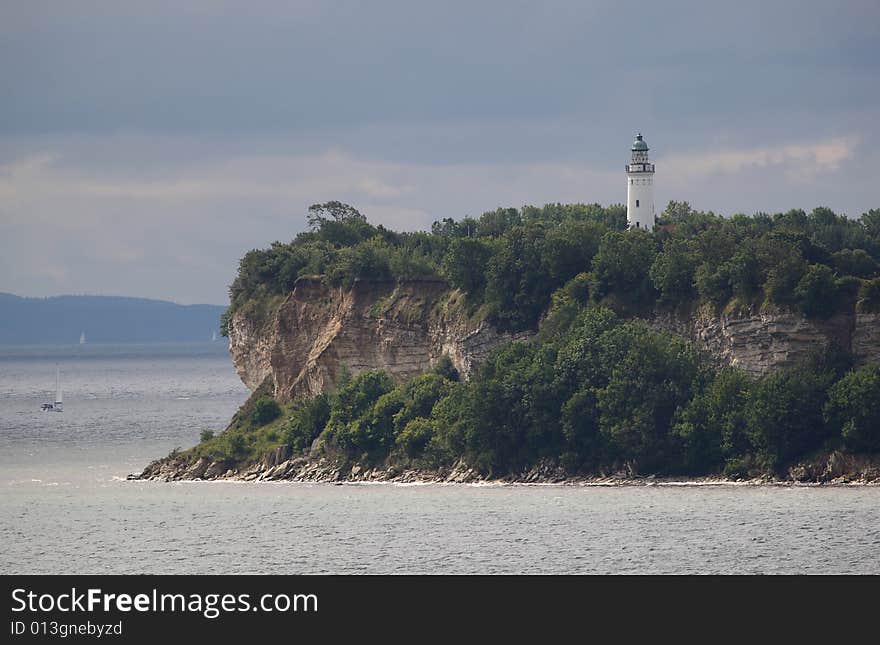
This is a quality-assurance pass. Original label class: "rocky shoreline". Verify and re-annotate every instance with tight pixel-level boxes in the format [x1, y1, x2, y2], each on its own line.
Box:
[132, 449, 880, 486]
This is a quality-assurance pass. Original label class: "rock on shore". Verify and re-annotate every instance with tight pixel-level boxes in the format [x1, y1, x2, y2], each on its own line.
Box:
[132, 451, 880, 485]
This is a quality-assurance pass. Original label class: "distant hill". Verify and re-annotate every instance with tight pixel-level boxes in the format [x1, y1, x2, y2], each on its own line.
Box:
[0, 293, 226, 344]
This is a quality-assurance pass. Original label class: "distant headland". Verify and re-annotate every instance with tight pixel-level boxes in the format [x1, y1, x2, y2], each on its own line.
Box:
[0, 293, 225, 344]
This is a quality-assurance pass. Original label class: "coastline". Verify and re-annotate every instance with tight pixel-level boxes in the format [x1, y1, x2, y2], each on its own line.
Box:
[132, 451, 880, 486]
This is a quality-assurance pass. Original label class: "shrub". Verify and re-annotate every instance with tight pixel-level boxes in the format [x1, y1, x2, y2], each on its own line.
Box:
[396, 418, 435, 459]
[285, 394, 331, 452]
[251, 397, 282, 426]
[227, 433, 246, 456]
[432, 355, 460, 382]
[323, 370, 396, 459]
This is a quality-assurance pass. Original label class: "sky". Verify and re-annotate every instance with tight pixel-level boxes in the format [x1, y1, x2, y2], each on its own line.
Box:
[1, 1, 878, 305]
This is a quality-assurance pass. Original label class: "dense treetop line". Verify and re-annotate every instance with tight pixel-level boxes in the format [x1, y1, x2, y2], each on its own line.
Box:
[222, 200, 880, 334]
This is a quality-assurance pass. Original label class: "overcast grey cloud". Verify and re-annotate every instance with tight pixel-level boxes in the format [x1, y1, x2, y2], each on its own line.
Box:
[1, 1, 878, 304]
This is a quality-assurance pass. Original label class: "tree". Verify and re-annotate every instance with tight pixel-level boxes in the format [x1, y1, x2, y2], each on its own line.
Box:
[809, 206, 838, 228]
[695, 262, 732, 309]
[541, 220, 604, 284]
[764, 253, 807, 308]
[391, 373, 454, 437]
[795, 264, 838, 318]
[650, 238, 698, 306]
[307, 201, 366, 228]
[285, 394, 331, 452]
[454, 341, 564, 473]
[824, 364, 880, 452]
[323, 370, 396, 458]
[553, 306, 620, 392]
[724, 248, 764, 303]
[396, 418, 436, 459]
[830, 249, 878, 279]
[477, 207, 521, 238]
[774, 209, 808, 231]
[484, 224, 555, 330]
[440, 237, 493, 301]
[560, 389, 601, 470]
[672, 368, 752, 473]
[861, 208, 880, 238]
[745, 368, 833, 470]
[661, 200, 694, 222]
[590, 230, 658, 310]
[595, 322, 702, 472]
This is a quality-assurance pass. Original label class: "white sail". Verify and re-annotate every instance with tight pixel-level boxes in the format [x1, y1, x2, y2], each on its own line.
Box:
[79, 331, 86, 345]
[212, 330, 218, 342]
[41, 366, 63, 412]
[55, 366, 63, 410]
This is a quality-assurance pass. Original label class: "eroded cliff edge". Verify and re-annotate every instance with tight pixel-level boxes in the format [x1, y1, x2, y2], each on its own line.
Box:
[228, 277, 527, 403]
[228, 277, 880, 400]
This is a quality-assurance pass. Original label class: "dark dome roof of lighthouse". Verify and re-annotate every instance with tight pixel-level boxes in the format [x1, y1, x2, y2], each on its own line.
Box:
[632, 133, 649, 152]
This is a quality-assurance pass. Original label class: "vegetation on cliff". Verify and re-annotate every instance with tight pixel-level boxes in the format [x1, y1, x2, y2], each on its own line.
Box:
[222, 200, 880, 335]
[193, 199, 880, 480]
[195, 303, 880, 479]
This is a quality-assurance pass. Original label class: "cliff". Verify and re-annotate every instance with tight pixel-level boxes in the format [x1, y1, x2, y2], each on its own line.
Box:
[228, 278, 525, 403]
[135, 280, 880, 485]
[228, 279, 880, 400]
[655, 309, 880, 377]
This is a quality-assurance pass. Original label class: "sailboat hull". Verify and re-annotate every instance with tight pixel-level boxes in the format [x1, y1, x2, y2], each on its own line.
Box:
[42, 367, 63, 411]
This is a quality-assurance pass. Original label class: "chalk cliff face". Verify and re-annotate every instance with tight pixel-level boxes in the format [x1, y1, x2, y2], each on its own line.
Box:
[853, 313, 880, 365]
[228, 278, 523, 403]
[228, 279, 880, 399]
[656, 310, 880, 377]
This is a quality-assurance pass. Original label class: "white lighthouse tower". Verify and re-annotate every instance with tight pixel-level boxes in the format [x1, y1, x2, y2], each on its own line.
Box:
[626, 133, 655, 230]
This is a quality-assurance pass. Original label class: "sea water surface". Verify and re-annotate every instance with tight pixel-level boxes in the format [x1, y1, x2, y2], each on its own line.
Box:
[1, 343, 879, 574]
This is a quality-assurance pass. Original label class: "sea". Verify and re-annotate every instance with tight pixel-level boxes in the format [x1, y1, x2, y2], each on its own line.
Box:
[1, 343, 878, 574]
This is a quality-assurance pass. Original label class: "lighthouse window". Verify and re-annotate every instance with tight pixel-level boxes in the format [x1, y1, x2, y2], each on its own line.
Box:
[636, 199, 640, 207]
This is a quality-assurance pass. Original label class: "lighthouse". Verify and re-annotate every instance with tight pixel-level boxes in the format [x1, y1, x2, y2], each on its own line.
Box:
[626, 133, 655, 230]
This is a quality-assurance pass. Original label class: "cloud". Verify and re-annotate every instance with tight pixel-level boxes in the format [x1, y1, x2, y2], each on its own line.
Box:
[660, 137, 858, 183]
[1, 2, 878, 304]
[0, 140, 621, 302]
[0, 127, 875, 304]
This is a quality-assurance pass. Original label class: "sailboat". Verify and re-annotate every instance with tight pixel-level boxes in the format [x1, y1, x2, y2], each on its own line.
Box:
[211, 330, 218, 342]
[79, 331, 86, 345]
[41, 366, 63, 412]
